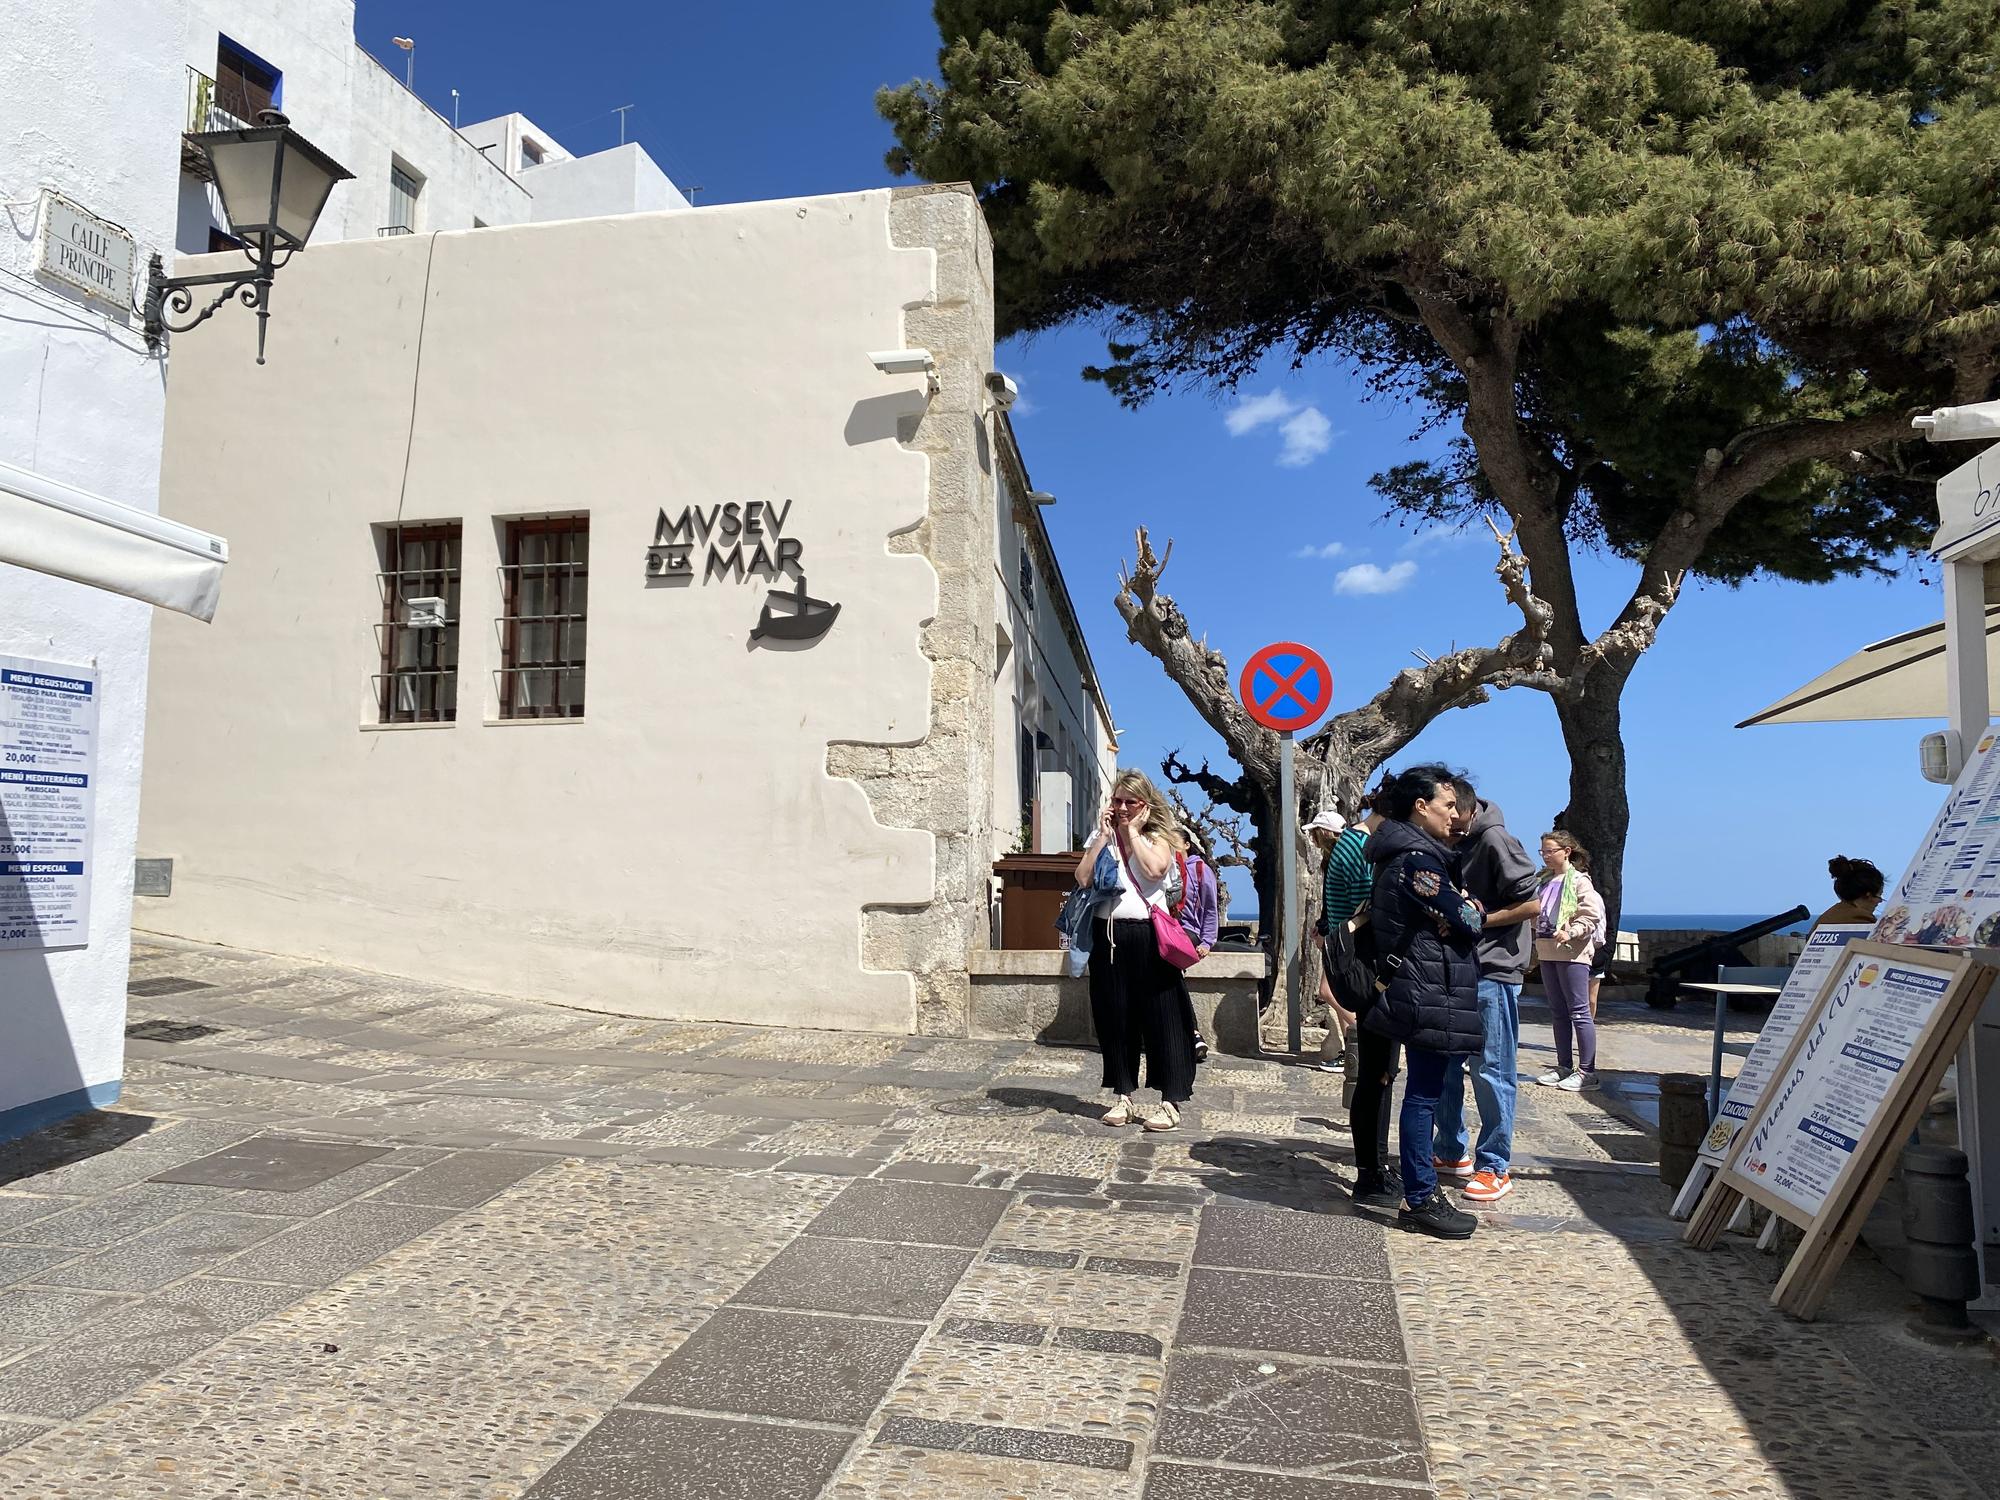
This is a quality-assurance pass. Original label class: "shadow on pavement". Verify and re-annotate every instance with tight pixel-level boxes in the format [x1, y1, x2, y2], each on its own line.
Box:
[1186, 1133, 1357, 1215]
[1538, 1086, 2000, 1498]
[0, 1108, 158, 1188]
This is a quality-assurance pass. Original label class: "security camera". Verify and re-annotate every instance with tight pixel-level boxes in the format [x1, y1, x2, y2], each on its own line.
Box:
[869, 349, 935, 376]
[986, 371, 1019, 410]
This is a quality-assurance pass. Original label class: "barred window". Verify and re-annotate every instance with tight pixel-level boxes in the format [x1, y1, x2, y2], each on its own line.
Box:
[375, 522, 461, 724]
[499, 515, 588, 719]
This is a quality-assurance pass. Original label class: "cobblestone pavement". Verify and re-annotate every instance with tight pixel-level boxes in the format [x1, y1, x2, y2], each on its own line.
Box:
[0, 940, 1990, 1497]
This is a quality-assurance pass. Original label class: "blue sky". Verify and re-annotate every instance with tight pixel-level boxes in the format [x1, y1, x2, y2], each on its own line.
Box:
[353, 1, 1953, 916]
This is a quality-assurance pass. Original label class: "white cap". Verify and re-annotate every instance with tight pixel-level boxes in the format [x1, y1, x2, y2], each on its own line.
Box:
[1303, 809, 1346, 836]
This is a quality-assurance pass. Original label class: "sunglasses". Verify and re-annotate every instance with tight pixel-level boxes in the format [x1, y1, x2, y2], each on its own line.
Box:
[1110, 797, 1145, 809]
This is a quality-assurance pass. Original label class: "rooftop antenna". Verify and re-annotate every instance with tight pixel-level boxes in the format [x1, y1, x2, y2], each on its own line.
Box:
[613, 104, 635, 145]
[450, 88, 460, 129]
[391, 36, 415, 91]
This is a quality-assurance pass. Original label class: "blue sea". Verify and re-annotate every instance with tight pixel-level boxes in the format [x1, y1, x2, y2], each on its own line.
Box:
[1624, 913, 1812, 935]
[1231, 911, 1812, 935]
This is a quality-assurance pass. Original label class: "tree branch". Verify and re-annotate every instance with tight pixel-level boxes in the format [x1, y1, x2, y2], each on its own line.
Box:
[1573, 403, 1922, 687]
[1117, 527, 1283, 792]
[1161, 750, 1255, 818]
[1304, 517, 1559, 798]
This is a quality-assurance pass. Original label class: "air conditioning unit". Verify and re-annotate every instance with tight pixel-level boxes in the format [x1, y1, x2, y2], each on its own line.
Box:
[405, 596, 446, 629]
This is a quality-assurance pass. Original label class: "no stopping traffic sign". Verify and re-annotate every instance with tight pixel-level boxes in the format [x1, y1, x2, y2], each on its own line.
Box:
[1238, 641, 1332, 734]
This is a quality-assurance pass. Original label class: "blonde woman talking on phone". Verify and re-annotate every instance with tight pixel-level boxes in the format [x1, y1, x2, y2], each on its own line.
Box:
[1075, 770, 1197, 1131]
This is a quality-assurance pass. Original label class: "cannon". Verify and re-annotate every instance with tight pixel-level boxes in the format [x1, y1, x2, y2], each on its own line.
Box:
[1643, 906, 1811, 1009]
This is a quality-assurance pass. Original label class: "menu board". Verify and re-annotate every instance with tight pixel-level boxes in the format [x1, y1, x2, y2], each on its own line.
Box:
[0, 656, 98, 951]
[1697, 924, 1871, 1169]
[1733, 946, 1962, 1220]
[1877, 729, 2000, 948]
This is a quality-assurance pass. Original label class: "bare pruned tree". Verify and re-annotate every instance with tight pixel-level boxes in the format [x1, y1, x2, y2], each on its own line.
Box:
[1116, 520, 1559, 929]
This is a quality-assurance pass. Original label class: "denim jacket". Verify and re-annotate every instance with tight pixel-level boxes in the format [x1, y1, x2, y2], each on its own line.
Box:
[1056, 847, 1121, 977]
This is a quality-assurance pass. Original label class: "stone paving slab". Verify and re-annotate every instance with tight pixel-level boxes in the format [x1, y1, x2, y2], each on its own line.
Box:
[831, 1441, 1144, 1499]
[150, 1135, 390, 1191]
[806, 1180, 1011, 1248]
[219, 1202, 454, 1286]
[0, 1276, 301, 1420]
[1177, 1267, 1406, 1364]
[527, 1408, 856, 1500]
[1156, 1352, 1428, 1484]
[32, 1211, 286, 1293]
[1144, 1464, 1410, 1499]
[734, 1237, 973, 1322]
[370, 1149, 551, 1208]
[631, 1307, 924, 1426]
[7, 1182, 241, 1248]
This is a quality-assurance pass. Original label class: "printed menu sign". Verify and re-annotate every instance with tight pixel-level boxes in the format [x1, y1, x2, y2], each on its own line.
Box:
[1697, 924, 1871, 1168]
[0, 655, 98, 950]
[1878, 729, 2000, 948]
[1735, 947, 1960, 1220]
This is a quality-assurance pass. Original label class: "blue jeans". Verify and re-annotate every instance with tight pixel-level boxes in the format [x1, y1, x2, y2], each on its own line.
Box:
[1433, 979, 1520, 1176]
[1399, 1047, 1451, 1206]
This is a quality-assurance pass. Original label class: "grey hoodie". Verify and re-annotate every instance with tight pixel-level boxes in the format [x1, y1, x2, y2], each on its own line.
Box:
[1457, 799, 1540, 983]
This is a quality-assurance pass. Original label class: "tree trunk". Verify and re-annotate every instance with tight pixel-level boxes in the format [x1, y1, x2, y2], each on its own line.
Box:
[1552, 663, 1634, 943]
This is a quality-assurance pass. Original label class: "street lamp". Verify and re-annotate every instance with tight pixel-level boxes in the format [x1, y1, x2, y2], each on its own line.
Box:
[144, 110, 353, 365]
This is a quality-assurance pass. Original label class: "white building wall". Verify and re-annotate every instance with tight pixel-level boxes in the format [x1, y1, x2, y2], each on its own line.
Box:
[141, 192, 955, 1032]
[0, 0, 189, 1130]
[459, 114, 573, 178]
[174, 12, 646, 254]
[991, 465, 1112, 855]
[523, 145, 691, 222]
[341, 52, 531, 236]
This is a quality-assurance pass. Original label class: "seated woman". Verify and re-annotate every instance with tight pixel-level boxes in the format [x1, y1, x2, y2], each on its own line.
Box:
[1817, 856, 1885, 929]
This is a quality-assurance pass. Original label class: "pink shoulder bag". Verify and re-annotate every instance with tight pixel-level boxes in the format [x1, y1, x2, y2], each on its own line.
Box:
[1120, 842, 1201, 971]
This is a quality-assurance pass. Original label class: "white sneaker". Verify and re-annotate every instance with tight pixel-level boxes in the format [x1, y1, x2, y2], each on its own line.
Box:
[1556, 1071, 1584, 1093]
[1537, 1069, 1566, 1086]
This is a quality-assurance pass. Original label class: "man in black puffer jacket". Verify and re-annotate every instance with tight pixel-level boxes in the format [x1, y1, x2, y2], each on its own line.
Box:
[1363, 764, 1487, 1240]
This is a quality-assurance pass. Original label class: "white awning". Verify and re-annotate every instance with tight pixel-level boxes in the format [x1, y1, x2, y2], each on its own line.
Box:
[0, 459, 227, 622]
[1737, 611, 2000, 726]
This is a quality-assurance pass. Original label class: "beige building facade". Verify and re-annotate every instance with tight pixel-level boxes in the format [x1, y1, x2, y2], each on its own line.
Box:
[138, 185, 1115, 1035]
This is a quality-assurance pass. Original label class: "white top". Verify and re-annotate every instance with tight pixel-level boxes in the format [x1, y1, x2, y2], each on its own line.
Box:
[1108, 841, 1175, 921]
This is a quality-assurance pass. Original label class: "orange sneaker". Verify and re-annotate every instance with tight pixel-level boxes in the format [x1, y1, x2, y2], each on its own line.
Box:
[1432, 1155, 1475, 1181]
[1462, 1169, 1512, 1203]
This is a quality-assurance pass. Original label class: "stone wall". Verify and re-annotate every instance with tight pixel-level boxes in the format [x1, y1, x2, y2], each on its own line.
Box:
[969, 951, 1272, 1056]
[829, 184, 999, 1036]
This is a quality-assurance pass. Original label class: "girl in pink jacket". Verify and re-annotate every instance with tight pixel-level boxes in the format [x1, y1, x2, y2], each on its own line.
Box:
[1534, 831, 1605, 1092]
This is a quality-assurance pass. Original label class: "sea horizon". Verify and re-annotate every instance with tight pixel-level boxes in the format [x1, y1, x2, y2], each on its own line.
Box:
[1226, 910, 1814, 935]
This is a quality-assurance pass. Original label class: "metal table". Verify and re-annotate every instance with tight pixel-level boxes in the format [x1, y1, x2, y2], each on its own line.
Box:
[1680, 981, 1784, 1120]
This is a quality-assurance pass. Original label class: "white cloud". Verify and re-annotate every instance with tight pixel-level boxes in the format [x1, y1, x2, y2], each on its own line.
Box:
[1224, 389, 1300, 435]
[1335, 560, 1419, 596]
[1293, 542, 1349, 560]
[1223, 389, 1338, 468]
[1401, 524, 1479, 552]
[1278, 407, 1334, 467]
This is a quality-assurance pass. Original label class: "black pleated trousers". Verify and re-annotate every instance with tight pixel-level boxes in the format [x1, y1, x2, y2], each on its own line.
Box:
[1088, 917, 1196, 1104]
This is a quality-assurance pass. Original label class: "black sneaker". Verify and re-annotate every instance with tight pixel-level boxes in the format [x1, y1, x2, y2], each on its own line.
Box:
[1398, 1191, 1478, 1240]
[1353, 1170, 1400, 1209]
[1192, 1033, 1210, 1064]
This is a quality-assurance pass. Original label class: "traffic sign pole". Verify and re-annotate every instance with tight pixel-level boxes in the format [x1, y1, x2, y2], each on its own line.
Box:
[1279, 729, 1301, 1054]
[1237, 640, 1333, 1059]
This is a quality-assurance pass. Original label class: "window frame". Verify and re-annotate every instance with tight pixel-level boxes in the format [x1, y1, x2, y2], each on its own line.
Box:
[386, 159, 423, 233]
[375, 520, 462, 725]
[498, 514, 589, 721]
[215, 35, 281, 121]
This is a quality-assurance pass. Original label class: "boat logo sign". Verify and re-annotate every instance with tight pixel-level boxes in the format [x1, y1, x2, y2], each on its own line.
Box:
[646, 502, 839, 647]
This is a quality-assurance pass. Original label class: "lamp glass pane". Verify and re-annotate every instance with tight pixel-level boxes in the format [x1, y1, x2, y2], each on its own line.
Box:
[274, 139, 343, 245]
[205, 135, 281, 241]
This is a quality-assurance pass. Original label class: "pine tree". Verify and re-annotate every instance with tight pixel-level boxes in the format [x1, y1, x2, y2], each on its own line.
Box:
[882, 0, 1995, 925]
